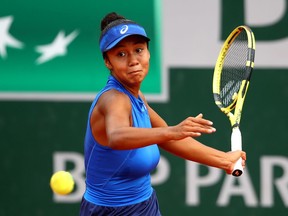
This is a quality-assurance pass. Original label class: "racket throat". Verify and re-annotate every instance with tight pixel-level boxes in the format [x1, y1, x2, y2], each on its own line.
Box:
[227, 113, 240, 128]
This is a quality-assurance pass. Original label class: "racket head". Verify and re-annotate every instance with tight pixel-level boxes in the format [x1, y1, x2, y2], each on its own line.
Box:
[213, 25, 255, 125]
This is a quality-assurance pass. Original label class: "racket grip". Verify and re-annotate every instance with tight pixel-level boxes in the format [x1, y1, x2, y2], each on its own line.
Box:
[231, 127, 243, 177]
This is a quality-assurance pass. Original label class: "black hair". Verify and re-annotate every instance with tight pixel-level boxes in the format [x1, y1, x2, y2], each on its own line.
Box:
[100, 12, 126, 31]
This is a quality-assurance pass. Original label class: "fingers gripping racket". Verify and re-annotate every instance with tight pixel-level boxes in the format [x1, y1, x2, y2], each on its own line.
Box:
[212, 26, 255, 177]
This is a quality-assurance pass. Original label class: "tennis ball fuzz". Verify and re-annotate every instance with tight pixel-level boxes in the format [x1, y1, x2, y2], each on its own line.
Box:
[50, 171, 74, 195]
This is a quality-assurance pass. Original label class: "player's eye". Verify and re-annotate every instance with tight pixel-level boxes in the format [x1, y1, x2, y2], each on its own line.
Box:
[118, 52, 126, 57]
[136, 48, 143, 53]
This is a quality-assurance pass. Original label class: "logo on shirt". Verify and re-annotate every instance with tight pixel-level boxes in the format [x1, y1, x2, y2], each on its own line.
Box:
[120, 25, 128, 34]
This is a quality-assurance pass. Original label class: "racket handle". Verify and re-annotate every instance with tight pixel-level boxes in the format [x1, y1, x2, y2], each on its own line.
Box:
[231, 127, 243, 177]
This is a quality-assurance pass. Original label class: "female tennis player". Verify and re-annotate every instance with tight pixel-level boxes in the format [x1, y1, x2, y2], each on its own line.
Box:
[79, 12, 246, 216]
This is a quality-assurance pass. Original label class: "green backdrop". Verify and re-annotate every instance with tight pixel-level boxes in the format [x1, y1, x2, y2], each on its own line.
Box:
[1, 0, 288, 215]
[0, 0, 161, 95]
[1, 69, 288, 215]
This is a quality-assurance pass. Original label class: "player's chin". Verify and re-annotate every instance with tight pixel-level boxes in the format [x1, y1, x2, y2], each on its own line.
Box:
[129, 73, 145, 84]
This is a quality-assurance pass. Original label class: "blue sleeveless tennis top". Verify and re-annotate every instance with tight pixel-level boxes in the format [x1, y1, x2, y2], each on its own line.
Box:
[83, 75, 160, 207]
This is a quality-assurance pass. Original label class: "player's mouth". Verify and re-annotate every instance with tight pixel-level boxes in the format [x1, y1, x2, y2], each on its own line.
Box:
[128, 70, 142, 74]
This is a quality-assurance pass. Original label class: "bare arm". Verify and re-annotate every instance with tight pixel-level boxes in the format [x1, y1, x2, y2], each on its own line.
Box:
[97, 90, 214, 150]
[147, 103, 246, 174]
[95, 90, 246, 174]
[97, 90, 191, 149]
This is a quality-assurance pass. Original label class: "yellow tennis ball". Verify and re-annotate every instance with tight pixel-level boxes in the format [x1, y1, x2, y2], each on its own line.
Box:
[50, 171, 74, 195]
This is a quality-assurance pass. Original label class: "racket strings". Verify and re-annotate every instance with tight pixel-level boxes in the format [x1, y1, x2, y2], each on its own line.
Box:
[220, 31, 248, 107]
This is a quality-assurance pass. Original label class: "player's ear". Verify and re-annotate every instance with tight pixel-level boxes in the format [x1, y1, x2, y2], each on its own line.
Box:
[104, 58, 113, 70]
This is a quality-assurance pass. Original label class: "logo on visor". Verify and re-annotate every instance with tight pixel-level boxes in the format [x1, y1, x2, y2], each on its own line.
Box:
[120, 25, 129, 34]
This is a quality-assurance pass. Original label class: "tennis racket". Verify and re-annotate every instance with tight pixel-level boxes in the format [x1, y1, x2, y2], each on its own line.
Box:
[212, 25, 255, 177]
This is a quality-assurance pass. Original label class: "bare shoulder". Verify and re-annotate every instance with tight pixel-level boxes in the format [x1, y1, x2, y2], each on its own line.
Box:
[90, 89, 133, 146]
[97, 89, 131, 114]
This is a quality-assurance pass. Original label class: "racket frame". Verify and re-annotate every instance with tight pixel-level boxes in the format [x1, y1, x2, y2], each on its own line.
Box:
[212, 25, 255, 177]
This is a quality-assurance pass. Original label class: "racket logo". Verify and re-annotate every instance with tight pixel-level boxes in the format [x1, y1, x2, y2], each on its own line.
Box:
[120, 25, 129, 34]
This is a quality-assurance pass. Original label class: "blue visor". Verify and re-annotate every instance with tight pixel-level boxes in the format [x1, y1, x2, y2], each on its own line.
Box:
[99, 23, 150, 53]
